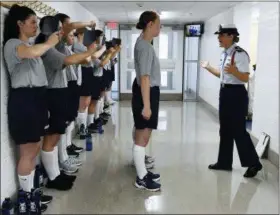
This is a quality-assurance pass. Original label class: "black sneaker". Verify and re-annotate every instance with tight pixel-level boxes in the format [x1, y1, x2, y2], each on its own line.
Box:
[87, 123, 99, 134]
[60, 171, 77, 182]
[79, 124, 87, 140]
[67, 143, 83, 153]
[67, 147, 80, 158]
[39, 190, 53, 204]
[40, 204, 48, 213]
[147, 171, 160, 182]
[134, 174, 161, 191]
[46, 175, 73, 191]
[100, 112, 110, 119]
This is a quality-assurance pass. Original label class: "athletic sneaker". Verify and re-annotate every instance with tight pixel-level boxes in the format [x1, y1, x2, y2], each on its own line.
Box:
[60, 171, 76, 182]
[60, 159, 79, 174]
[79, 124, 87, 140]
[67, 143, 83, 153]
[67, 147, 80, 158]
[87, 123, 99, 134]
[145, 155, 155, 164]
[46, 175, 73, 191]
[39, 190, 53, 204]
[147, 171, 160, 182]
[68, 156, 82, 166]
[134, 174, 161, 191]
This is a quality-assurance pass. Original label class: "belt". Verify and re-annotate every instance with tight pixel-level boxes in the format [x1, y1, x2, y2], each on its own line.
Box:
[221, 83, 245, 88]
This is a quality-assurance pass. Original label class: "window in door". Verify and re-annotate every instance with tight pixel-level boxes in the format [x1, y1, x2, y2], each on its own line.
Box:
[159, 33, 168, 59]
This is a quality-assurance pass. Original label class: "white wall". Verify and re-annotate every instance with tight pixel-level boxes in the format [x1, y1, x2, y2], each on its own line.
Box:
[0, 2, 99, 202]
[199, 2, 279, 154]
[251, 2, 279, 153]
[199, 8, 234, 109]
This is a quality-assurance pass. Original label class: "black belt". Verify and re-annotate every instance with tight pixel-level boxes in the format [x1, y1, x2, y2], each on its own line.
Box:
[221, 83, 245, 88]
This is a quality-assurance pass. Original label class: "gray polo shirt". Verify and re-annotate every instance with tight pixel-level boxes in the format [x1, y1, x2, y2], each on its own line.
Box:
[72, 41, 93, 68]
[59, 44, 78, 82]
[4, 39, 48, 88]
[220, 44, 250, 84]
[67, 45, 82, 85]
[134, 35, 161, 87]
[41, 47, 67, 88]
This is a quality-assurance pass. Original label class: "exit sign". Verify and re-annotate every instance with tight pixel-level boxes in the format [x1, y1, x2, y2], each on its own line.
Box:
[107, 22, 118, 29]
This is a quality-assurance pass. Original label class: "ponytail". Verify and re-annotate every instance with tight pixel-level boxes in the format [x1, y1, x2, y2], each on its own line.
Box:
[3, 4, 36, 46]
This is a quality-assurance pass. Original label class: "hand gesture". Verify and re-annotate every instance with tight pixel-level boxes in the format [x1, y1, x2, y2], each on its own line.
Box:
[89, 20, 96, 28]
[47, 31, 60, 47]
[224, 63, 238, 74]
[142, 106, 152, 120]
[200, 61, 210, 69]
[88, 42, 97, 51]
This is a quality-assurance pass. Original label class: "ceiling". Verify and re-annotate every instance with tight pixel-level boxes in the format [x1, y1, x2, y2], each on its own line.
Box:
[78, 1, 240, 24]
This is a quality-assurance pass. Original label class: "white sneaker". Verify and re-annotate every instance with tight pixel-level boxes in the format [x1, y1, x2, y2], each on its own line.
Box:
[107, 99, 116, 106]
[60, 159, 78, 174]
[145, 155, 155, 164]
[68, 156, 82, 166]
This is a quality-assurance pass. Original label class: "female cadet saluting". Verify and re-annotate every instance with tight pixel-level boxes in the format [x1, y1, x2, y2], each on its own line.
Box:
[200, 24, 262, 178]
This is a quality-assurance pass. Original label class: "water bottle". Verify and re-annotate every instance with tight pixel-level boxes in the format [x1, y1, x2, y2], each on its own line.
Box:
[17, 190, 28, 215]
[98, 122, 104, 134]
[34, 165, 44, 189]
[29, 189, 41, 215]
[1, 198, 14, 215]
[86, 136, 93, 151]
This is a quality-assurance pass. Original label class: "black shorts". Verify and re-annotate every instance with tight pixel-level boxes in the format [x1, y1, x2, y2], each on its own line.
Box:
[80, 67, 93, 97]
[91, 76, 102, 100]
[111, 65, 115, 81]
[131, 78, 160, 130]
[101, 69, 112, 91]
[8, 87, 48, 144]
[46, 88, 68, 135]
[66, 81, 80, 123]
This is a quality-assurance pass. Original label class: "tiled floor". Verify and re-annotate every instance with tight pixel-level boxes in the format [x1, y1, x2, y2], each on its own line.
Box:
[45, 101, 279, 214]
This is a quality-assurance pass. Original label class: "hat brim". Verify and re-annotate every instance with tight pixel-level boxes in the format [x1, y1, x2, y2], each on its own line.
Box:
[214, 29, 239, 36]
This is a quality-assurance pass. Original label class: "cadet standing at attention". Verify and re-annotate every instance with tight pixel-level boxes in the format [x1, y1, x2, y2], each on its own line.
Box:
[200, 24, 262, 178]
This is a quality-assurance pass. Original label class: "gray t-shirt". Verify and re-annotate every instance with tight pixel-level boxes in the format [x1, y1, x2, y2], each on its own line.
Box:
[60, 44, 77, 82]
[41, 47, 67, 88]
[134, 36, 161, 87]
[4, 39, 48, 88]
[72, 41, 93, 68]
[67, 45, 82, 85]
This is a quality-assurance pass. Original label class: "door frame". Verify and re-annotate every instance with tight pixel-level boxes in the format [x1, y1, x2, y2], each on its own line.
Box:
[182, 32, 202, 102]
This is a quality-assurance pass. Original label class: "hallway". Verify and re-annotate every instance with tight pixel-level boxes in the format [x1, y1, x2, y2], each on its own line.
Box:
[45, 102, 278, 214]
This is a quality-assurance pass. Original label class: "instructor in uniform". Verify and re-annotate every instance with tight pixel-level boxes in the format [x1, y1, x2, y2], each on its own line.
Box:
[200, 24, 262, 178]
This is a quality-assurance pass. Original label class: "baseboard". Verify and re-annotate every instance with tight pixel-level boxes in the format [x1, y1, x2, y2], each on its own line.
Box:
[198, 96, 279, 168]
[120, 93, 182, 101]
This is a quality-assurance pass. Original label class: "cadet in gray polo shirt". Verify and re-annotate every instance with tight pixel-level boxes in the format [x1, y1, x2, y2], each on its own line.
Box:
[34, 15, 97, 191]
[3, 5, 59, 199]
[131, 11, 161, 192]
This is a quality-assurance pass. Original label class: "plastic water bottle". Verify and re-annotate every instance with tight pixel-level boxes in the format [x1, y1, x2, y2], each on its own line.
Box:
[1, 198, 14, 215]
[34, 165, 44, 189]
[17, 190, 28, 215]
[86, 136, 93, 151]
[98, 122, 104, 134]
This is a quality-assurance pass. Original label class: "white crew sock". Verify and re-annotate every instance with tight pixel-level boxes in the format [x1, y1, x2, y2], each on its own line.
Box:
[87, 114, 94, 126]
[105, 91, 109, 102]
[77, 112, 87, 128]
[66, 122, 74, 147]
[18, 172, 33, 192]
[95, 100, 100, 119]
[30, 169, 35, 190]
[100, 97, 104, 114]
[41, 148, 60, 181]
[133, 145, 147, 179]
[58, 134, 68, 163]
[53, 146, 61, 176]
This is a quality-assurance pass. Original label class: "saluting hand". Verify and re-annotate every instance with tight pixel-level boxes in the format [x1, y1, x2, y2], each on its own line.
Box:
[224, 63, 238, 74]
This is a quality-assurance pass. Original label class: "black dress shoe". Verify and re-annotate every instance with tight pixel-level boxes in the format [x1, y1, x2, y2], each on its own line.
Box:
[208, 163, 232, 171]
[243, 163, 262, 178]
